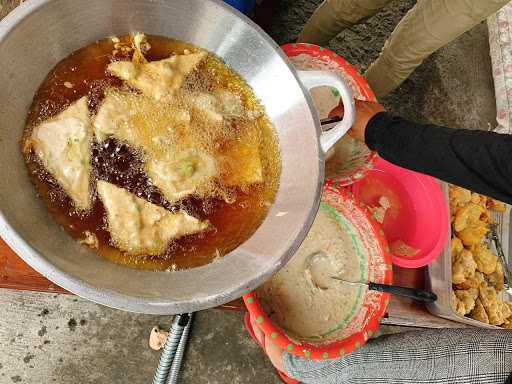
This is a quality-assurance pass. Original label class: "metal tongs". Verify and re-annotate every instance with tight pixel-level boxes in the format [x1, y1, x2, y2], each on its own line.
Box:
[489, 223, 512, 295]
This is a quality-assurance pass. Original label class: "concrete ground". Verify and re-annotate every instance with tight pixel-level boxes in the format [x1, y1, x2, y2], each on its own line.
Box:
[0, 0, 498, 383]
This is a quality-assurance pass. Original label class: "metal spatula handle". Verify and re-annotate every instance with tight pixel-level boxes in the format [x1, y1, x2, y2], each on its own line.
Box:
[368, 282, 438, 303]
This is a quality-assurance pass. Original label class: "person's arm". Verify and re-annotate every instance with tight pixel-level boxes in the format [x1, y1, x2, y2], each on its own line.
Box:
[350, 100, 512, 204]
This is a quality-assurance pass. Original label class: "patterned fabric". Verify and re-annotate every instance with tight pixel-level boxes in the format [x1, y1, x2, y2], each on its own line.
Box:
[489, 3, 512, 134]
[283, 329, 512, 384]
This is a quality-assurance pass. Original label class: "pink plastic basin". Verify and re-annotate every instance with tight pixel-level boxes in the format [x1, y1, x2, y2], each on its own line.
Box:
[350, 158, 449, 268]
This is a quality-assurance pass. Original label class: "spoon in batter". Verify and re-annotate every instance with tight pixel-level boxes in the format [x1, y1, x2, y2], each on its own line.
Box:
[305, 251, 437, 303]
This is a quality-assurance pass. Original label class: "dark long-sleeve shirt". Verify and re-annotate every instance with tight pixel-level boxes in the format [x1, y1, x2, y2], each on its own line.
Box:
[365, 112, 512, 204]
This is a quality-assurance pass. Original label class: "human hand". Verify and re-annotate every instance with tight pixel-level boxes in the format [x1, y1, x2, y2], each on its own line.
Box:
[328, 99, 386, 143]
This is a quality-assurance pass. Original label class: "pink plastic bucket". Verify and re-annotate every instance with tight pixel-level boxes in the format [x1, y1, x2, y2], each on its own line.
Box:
[351, 158, 449, 268]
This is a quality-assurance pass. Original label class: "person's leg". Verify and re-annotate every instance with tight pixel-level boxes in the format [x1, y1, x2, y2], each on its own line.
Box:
[298, 0, 393, 46]
[283, 329, 512, 384]
[365, 0, 510, 99]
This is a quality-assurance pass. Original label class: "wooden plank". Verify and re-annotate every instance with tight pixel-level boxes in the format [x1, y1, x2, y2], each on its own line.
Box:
[2, 237, 469, 329]
[0, 239, 68, 293]
[0, 238, 246, 311]
[0, 238, 465, 325]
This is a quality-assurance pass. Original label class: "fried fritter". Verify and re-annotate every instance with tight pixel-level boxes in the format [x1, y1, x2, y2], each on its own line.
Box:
[471, 244, 498, 275]
[449, 186, 471, 213]
[97, 181, 208, 256]
[505, 302, 512, 316]
[469, 298, 490, 324]
[501, 300, 512, 320]
[454, 203, 486, 232]
[28, 97, 92, 210]
[452, 249, 477, 285]
[458, 222, 489, 247]
[469, 193, 489, 208]
[107, 49, 207, 100]
[488, 261, 505, 291]
[488, 198, 507, 213]
[452, 291, 465, 317]
[479, 286, 505, 325]
[454, 288, 478, 315]
[470, 193, 481, 205]
[503, 303, 512, 329]
[453, 201, 490, 246]
[449, 184, 510, 327]
[451, 237, 464, 258]
[454, 271, 485, 290]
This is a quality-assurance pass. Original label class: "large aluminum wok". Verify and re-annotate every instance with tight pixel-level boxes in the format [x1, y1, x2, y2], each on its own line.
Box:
[0, 0, 355, 314]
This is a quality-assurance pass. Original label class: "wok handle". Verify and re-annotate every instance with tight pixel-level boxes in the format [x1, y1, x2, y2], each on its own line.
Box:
[296, 70, 355, 153]
[368, 282, 438, 303]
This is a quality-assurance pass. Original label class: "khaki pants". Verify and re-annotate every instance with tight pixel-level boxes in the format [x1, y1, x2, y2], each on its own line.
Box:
[298, 0, 510, 98]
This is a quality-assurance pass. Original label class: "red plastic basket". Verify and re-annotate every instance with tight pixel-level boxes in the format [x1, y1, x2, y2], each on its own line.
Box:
[243, 182, 392, 360]
[282, 43, 377, 186]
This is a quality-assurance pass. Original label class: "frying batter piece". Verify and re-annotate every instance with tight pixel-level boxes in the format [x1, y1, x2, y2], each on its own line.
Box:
[27, 97, 92, 210]
[93, 89, 191, 144]
[108, 50, 207, 100]
[93, 89, 218, 203]
[220, 129, 264, 187]
[185, 90, 264, 187]
[146, 149, 218, 202]
[187, 89, 245, 123]
[102, 33, 264, 198]
[97, 180, 208, 256]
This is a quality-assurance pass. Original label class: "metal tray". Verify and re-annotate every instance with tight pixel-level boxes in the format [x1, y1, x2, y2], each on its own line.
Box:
[426, 182, 511, 328]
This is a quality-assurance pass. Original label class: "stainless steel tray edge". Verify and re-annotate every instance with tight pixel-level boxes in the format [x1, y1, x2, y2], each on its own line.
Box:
[426, 181, 500, 329]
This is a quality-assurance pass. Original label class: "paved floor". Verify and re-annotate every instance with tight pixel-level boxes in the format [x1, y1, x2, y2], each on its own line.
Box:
[0, 0, 498, 383]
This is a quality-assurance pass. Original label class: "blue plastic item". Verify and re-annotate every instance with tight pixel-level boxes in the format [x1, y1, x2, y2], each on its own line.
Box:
[223, 0, 256, 16]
